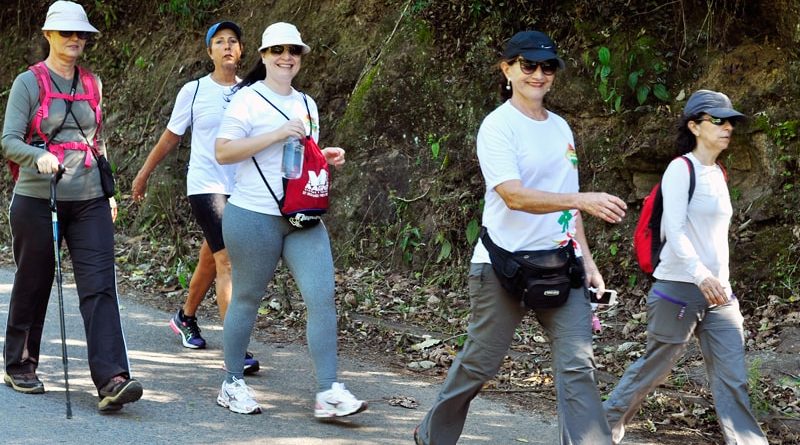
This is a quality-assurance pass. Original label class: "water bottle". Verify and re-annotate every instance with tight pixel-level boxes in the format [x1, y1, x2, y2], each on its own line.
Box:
[281, 137, 304, 179]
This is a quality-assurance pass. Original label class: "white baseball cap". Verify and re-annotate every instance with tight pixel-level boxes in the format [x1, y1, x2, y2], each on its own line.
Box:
[42, 1, 99, 33]
[258, 22, 310, 53]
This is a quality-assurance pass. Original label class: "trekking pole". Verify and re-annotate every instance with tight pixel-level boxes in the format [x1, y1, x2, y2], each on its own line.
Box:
[49, 164, 72, 419]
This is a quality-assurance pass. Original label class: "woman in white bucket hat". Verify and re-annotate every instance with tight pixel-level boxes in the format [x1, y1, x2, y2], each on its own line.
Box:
[2, 0, 142, 412]
[213, 22, 367, 418]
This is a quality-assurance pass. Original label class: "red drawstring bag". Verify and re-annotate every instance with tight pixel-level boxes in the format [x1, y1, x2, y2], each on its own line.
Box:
[252, 91, 329, 228]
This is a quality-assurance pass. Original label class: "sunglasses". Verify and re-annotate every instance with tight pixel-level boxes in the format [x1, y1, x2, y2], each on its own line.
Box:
[516, 57, 559, 75]
[695, 116, 736, 127]
[267, 44, 303, 56]
[58, 30, 92, 40]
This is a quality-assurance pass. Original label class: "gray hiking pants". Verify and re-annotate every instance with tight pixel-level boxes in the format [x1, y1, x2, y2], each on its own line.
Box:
[416, 263, 612, 445]
[603, 280, 767, 445]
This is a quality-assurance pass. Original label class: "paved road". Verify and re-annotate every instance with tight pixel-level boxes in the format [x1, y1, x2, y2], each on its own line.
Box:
[0, 266, 656, 444]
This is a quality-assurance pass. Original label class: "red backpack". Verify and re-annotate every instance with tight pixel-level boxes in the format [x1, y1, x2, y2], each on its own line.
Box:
[634, 155, 728, 274]
[7, 61, 102, 181]
[634, 156, 694, 274]
[251, 90, 329, 228]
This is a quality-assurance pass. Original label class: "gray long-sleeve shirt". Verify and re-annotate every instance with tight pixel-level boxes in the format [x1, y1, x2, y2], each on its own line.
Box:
[2, 66, 105, 200]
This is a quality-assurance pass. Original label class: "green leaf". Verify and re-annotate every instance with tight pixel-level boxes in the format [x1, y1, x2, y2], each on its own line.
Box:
[598, 47, 611, 66]
[598, 83, 608, 98]
[614, 95, 622, 112]
[436, 240, 452, 263]
[653, 83, 670, 101]
[627, 71, 640, 91]
[600, 65, 611, 79]
[431, 141, 440, 159]
[609, 243, 618, 256]
[466, 219, 480, 244]
[636, 85, 651, 105]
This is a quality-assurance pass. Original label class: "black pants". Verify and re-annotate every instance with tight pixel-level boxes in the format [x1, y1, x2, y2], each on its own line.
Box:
[4, 194, 129, 391]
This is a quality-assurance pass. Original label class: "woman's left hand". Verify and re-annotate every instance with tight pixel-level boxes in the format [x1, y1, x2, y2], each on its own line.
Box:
[322, 147, 346, 167]
[109, 197, 118, 223]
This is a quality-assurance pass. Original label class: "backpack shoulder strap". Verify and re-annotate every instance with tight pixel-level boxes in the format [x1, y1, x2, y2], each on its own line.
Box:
[679, 155, 696, 204]
[76, 65, 102, 150]
[189, 78, 200, 130]
[26, 62, 52, 143]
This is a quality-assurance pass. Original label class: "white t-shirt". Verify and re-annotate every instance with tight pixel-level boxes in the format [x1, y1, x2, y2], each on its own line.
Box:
[472, 101, 581, 264]
[216, 81, 319, 215]
[654, 152, 732, 292]
[166, 74, 240, 195]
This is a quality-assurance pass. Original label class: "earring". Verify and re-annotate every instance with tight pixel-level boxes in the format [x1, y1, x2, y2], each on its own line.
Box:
[506, 79, 511, 90]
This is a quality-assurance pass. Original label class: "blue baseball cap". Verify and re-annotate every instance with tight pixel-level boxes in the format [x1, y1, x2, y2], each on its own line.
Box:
[503, 30, 565, 69]
[683, 89, 745, 119]
[205, 21, 242, 47]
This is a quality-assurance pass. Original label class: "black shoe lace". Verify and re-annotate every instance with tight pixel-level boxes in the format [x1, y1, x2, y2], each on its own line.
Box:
[184, 317, 202, 337]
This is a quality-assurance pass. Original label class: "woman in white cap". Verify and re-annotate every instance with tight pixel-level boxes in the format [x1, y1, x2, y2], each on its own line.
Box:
[212, 22, 367, 417]
[603, 90, 768, 444]
[415, 29, 626, 444]
[131, 20, 259, 375]
[2, 0, 142, 412]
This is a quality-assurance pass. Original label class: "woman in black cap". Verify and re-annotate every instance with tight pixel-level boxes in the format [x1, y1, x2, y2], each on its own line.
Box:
[131, 20, 259, 374]
[414, 29, 626, 445]
[603, 90, 768, 444]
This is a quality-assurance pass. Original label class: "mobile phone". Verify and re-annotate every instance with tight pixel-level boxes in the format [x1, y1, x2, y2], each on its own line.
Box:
[588, 288, 617, 305]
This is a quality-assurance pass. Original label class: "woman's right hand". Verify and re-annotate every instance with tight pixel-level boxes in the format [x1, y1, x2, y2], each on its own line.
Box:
[131, 172, 149, 202]
[699, 276, 729, 306]
[280, 118, 307, 140]
[36, 152, 61, 174]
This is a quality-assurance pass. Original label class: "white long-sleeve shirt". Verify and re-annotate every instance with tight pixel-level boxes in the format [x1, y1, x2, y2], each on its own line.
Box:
[653, 152, 733, 294]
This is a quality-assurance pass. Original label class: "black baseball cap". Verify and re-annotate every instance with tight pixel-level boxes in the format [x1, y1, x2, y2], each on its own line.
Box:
[206, 21, 242, 47]
[683, 89, 745, 120]
[503, 30, 565, 69]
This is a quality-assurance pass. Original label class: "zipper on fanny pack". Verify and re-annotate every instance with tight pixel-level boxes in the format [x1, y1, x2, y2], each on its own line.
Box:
[652, 289, 688, 320]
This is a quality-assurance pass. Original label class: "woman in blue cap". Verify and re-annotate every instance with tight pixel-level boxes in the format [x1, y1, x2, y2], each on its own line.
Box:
[603, 90, 768, 444]
[414, 29, 626, 445]
[131, 21, 259, 374]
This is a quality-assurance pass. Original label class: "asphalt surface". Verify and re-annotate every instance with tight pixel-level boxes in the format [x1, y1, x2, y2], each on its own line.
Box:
[0, 265, 656, 444]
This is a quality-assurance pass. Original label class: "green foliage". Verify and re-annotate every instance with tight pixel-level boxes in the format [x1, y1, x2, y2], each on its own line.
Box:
[747, 358, 771, 416]
[434, 232, 452, 263]
[158, 0, 221, 28]
[399, 223, 422, 264]
[466, 218, 480, 245]
[591, 35, 671, 112]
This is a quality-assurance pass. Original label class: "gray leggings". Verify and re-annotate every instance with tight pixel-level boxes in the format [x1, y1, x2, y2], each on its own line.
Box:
[221, 203, 337, 390]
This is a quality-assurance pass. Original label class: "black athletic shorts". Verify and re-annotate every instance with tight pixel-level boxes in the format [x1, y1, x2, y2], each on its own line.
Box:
[188, 193, 229, 253]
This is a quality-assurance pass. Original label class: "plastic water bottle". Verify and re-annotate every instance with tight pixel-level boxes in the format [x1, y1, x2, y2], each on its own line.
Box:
[281, 137, 304, 179]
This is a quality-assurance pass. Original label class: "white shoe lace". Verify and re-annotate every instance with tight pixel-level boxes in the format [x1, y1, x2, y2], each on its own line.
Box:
[326, 382, 359, 405]
[227, 377, 256, 401]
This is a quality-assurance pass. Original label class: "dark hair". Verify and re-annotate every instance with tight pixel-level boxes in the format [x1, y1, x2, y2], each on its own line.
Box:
[675, 114, 700, 156]
[233, 54, 265, 92]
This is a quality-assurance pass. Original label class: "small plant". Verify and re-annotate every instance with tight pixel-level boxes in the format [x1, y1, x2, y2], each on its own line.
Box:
[159, 0, 221, 28]
[747, 358, 771, 416]
[399, 223, 423, 264]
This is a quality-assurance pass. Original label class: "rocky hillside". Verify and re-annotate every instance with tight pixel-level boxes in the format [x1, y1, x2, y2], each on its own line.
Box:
[1, 0, 798, 441]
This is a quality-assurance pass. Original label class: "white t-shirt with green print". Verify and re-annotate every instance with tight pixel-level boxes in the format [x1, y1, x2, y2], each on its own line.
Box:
[472, 100, 581, 264]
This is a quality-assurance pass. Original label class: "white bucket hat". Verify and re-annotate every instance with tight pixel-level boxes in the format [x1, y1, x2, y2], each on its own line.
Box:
[258, 22, 310, 53]
[42, 1, 99, 33]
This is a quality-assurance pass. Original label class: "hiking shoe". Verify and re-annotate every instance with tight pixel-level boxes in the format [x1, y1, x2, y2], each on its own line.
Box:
[169, 309, 206, 349]
[4, 372, 45, 394]
[98, 375, 143, 412]
[217, 377, 261, 414]
[314, 382, 368, 418]
[243, 351, 260, 375]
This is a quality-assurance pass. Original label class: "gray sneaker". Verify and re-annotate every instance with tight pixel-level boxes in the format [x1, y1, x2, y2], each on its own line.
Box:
[4, 372, 45, 394]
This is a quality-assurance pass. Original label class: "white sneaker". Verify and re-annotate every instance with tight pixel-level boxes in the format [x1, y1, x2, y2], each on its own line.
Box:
[217, 377, 261, 414]
[314, 382, 368, 418]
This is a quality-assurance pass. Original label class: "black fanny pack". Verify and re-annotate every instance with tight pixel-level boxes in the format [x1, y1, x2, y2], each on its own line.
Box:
[481, 227, 584, 309]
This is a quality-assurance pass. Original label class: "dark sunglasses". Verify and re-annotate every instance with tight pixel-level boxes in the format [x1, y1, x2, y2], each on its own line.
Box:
[695, 116, 736, 127]
[516, 57, 559, 75]
[267, 44, 303, 56]
[58, 30, 92, 40]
